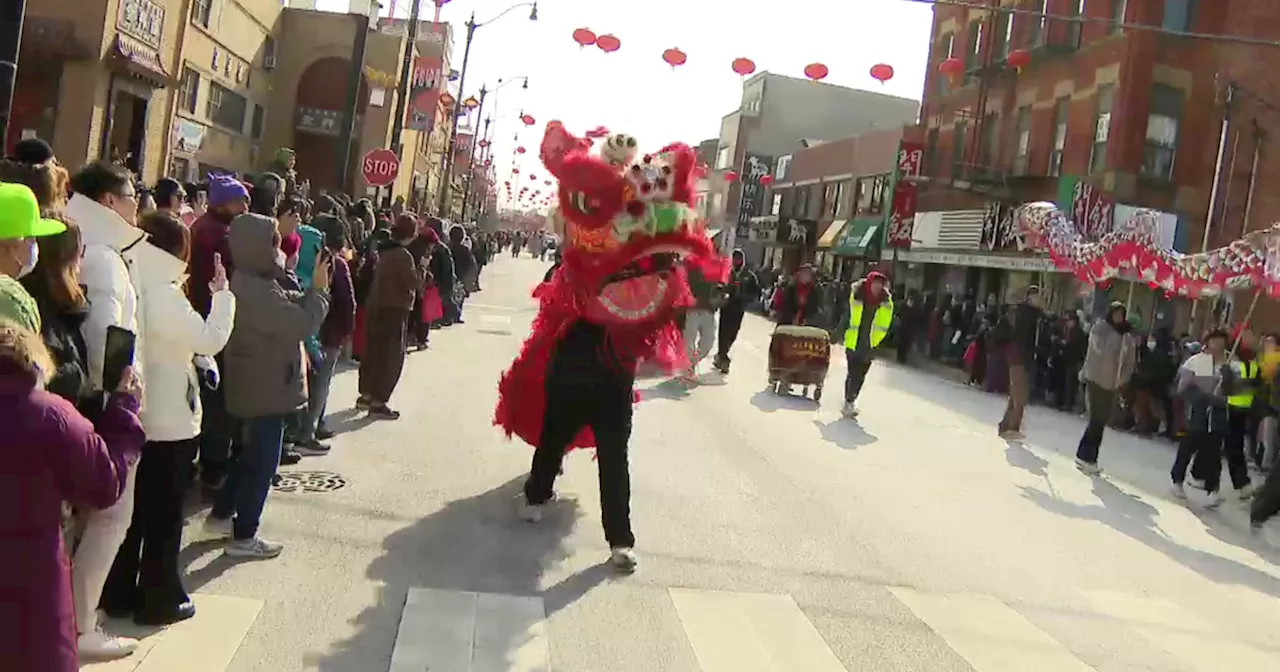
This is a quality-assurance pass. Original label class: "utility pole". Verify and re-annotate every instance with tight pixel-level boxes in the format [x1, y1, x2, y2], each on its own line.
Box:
[0, 0, 27, 146]
[460, 85, 486, 222]
[336, 8, 374, 193]
[388, 0, 422, 157]
[436, 13, 476, 218]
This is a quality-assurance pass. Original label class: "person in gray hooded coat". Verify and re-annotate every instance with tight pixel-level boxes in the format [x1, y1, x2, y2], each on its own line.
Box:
[203, 213, 330, 559]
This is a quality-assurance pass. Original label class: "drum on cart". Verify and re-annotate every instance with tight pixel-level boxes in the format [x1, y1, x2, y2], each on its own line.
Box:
[767, 325, 831, 401]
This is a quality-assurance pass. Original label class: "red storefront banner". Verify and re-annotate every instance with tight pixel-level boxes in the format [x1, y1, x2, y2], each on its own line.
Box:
[406, 56, 442, 132]
[896, 140, 924, 179]
[1071, 181, 1115, 242]
[886, 181, 918, 249]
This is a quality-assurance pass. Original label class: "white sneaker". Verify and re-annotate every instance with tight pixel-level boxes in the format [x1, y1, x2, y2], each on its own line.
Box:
[225, 537, 284, 559]
[1172, 483, 1187, 499]
[1204, 491, 1224, 509]
[78, 627, 138, 660]
[842, 402, 859, 418]
[203, 515, 233, 539]
[609, 547, 638, 573]
[516, 496, 542, 523]
[1075, 458, 1103, 476]
[1239, 482, 1257, 499]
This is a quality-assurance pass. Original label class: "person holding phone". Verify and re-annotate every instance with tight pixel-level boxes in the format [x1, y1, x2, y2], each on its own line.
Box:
[98, 212, 234, 625]
[0, 320, 145, 671]
[205, 213, 329, 559]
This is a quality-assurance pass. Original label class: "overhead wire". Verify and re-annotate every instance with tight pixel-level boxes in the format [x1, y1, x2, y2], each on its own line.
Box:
[897, 0, 1280, 48]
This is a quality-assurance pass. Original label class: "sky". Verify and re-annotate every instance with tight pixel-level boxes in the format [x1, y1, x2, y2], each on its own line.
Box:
[314, 0, 935, 210]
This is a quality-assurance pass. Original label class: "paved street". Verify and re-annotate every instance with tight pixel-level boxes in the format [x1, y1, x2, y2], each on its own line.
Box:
[88, 255, 1280, 672]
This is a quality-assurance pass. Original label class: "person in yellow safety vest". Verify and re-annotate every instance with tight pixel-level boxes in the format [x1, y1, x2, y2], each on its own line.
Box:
[1202, 349, 1261, 499]
[841, 270, 894, 418]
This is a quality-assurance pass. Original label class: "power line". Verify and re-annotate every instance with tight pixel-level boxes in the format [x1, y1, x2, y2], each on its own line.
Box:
[898, 0, 1280, 48]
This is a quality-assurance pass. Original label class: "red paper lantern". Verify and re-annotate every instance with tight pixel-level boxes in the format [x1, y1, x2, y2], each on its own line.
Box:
[731, 57, 756, 76]
[439, 92, 455, 108]
[512, 168, 520, 174]
[662, 48, 687, 68]
[870, 63, 894, 83]
[595, 34, 621, 53]
[803, 62, 829, 81]
[478, 139, 489, 148]
[520, 114, 535, 126]
[723, 170, 738, 182]
[516, 146, 527, 154]
[572, 28, 596, 48]
[939, 57, 964, 80]
[1006, 49, 1031, 71]
[529, 173, 537, 180]
[759, 175, 774, 187]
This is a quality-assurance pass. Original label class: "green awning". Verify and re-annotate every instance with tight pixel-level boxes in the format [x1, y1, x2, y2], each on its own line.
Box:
[833, 216, 882, 257]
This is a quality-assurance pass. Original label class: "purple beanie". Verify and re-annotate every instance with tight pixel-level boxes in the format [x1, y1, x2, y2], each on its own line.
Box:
[208, 174, 250, 207]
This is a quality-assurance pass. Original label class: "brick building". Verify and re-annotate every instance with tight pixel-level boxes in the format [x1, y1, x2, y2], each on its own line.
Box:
[757, 127, 920, 280]
[909, 0, 1280, 331]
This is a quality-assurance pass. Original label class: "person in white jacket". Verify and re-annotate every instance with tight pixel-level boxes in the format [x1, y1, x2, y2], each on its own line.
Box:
[63, 161, 148, 659]
[99, 211, 234, 627]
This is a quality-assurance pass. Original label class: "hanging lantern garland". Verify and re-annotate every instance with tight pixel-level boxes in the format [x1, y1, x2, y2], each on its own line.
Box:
[939, 57, 964, 82]
[731, 57, 756, 77]
[596, 34, 621, 53]
[803, 62, 829, 81]
[662, 47, 687, 70]
[869, 63, 894, 84]
[572, 28, 596, 48]
[1007, 49, 1031, 73]
[520, 114, 536, 126]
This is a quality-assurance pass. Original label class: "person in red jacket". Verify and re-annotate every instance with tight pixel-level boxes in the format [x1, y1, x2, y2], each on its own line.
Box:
[187, 174, 249, 490]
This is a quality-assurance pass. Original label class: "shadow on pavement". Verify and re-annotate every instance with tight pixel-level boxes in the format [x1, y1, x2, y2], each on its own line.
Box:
[1004, 440, 1049, 477]
[812, 419, 878, 450]
[750, 388, 819, 413]
[1019, 478, 1280, 598]
[307, 476, 584, 671]
[637, 378, 691, 401]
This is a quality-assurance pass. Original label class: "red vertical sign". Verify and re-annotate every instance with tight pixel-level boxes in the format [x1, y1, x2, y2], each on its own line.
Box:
[885, 140, 924, 249]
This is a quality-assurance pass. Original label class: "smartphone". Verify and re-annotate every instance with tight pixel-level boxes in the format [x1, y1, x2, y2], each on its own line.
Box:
[102, 326, 137, 393]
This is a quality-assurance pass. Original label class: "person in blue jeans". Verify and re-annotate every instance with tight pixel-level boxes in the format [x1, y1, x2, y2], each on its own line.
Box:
[204, 213, 330, 558]
[299, 220, 354, 447]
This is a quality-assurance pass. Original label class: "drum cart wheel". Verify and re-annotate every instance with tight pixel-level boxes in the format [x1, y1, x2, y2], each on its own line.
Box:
[813, 385, 823, 402]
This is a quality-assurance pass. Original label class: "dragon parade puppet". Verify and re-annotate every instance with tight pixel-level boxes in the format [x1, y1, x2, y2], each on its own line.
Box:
[493, 123, 725, 567]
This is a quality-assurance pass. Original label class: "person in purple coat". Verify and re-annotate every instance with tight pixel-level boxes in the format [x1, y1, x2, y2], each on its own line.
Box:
[0, 319, 144, 670]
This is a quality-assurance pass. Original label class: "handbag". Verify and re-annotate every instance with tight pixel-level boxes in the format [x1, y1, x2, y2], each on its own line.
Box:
[421, 286, 445, 323]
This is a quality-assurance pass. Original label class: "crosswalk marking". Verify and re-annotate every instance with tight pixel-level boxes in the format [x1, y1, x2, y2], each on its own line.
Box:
[669, 588, 848, 672]
[85, 594, 263, 671]
[889, 587, 1095, 671]
[1083, 590, 1278, 669]
[389, 588, 549, 672]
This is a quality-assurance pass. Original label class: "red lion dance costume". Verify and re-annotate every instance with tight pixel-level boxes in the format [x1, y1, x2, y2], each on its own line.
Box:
[494, 122, 726, 571]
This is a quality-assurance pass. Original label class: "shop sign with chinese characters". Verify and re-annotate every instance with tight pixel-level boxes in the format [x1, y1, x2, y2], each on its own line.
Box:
[296, 107, 344, 137]
[118, 0, 165, 49]
[885, 139, 923, 249]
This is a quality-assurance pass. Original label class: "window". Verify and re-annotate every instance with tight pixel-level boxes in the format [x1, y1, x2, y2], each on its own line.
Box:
[1028, 0, 1046, 47]
[823, 182, 839, 218]
[206, 82, 247, 132]
[771, 192, 782, 216]
[251, 104, 266, 139]
[1049, 97, 1069, 176]
[952, 120, 968, 176]
[965, 21, 983, 72]
[1162, 0, 1196, 32]
[855, 175, 887, 214]
[925, 127, 940, 176]
[836, 180, 854, 217]
[192, 0, 213, 28]
[263, 37, 278, 69]
[1068, 0, 1084, 47]
[806, 184, 822, 218]
[795, 187, 809, 218]
[997, 11, 1013, 58]
[1090, 84, 1114, 173]
[179, 67, 199, 114]
[1142, 84, 1183, 180]
[715, 146, 731, 170]
[936, 32, 954, 94]
[1013, 106, 1031, 174]
[979, 113, 999, 169]
[1111, 0, 1127, 34]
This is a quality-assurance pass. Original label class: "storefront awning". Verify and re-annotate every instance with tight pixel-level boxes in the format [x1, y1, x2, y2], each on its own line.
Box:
[833, 217, 883, 258]
[109, 34, 172, 88]
[816, 220, 847, 249]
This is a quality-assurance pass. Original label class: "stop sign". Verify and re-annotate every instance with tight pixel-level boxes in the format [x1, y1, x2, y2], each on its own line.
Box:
[361, 148, 400, 187]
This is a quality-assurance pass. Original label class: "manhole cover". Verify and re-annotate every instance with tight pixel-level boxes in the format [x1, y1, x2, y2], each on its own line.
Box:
[272, 470, 348, 493]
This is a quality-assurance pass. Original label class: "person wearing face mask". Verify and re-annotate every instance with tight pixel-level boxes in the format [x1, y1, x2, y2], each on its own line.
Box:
[357, 215, 422, 419]
[0, 183, 68, 330]
[1074, 302, 1137, 475]
[775, 265, 821, 326]
[712, 248, 757, 374]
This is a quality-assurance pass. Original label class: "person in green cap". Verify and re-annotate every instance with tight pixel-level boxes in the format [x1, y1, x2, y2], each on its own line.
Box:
[0, 182, 68, 332]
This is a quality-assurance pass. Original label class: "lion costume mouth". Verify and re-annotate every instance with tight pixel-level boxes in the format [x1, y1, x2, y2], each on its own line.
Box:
[585, 244, 700, 325]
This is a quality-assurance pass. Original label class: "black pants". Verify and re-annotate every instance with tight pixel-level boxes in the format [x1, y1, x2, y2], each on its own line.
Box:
[1219, 407, 1254, 490]
[1174, 432, 1224, 491]
[101, 439, 197, 616]
[524, 371, 635, 549]
[1251, 467, 1280, 524]
[845, 351, 872, 404]
[716, 307, 745, 360]
[1076, 383, 1115, 464]
[197, 358, 236, 486]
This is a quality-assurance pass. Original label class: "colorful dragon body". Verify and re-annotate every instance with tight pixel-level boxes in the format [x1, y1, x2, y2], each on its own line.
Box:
[494, 122, 727, 450]
[1017, 202, 1280, 298]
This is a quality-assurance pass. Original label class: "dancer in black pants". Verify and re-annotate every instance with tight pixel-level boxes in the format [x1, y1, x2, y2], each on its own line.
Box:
[713, 249, 756, 374]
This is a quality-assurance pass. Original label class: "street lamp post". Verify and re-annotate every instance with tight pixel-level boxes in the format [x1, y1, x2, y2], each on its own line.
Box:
[435, 2, 537, 218]
[459, 86, 487, 222]
[336, 3, 380, 192]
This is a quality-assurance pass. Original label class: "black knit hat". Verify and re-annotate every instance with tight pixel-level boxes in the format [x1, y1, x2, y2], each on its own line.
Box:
[10, 137, 54, 165]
